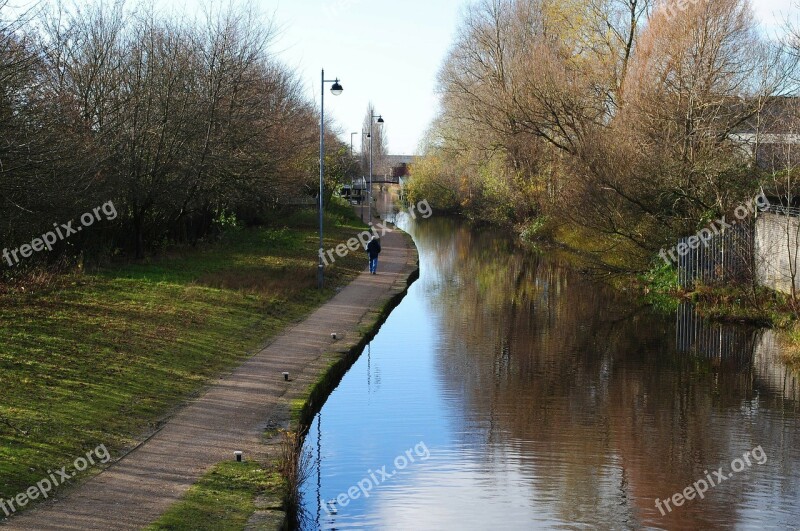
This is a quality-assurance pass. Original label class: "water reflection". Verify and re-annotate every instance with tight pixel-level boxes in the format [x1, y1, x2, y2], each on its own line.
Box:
[300, 217, 800, 530]
[676, 303, 756, 367]
[754, 331, 800, 402]
[676, 302, 800, 403]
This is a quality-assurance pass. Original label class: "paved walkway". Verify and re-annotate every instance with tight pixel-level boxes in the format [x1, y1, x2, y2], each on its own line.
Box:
[5, 224, 418, 530]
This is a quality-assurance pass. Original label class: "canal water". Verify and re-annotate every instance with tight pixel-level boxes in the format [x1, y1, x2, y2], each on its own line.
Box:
[299, 214, 800, 530]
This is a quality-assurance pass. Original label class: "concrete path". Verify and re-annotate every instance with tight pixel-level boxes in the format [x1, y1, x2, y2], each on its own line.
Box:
[4, 224, 418, 530]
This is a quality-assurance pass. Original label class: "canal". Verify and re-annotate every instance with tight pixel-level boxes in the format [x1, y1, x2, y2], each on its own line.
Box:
[299, 213, 800, 530]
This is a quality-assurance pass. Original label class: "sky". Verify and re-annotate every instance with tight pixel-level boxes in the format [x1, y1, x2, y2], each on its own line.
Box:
[269, 0, 465, 156]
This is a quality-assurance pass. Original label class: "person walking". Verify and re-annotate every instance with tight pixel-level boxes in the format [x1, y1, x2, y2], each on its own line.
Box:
[367, 236, 381, 275]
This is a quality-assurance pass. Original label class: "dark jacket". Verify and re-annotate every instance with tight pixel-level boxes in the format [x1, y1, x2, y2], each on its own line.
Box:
[367, 239, 381, 259]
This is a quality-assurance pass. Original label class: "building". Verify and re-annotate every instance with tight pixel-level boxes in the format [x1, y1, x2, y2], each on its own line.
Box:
[730, 96, 800, 172]
[375, 155, 417, 184]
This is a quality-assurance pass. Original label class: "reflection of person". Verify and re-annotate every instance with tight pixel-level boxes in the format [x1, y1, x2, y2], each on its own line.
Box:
[367, 236, 381, 274]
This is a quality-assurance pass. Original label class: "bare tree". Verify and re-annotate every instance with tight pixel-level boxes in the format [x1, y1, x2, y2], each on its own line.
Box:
[1, 0, 325, 268]
[420, 0, 794, 269]
[361, 102, 388, 177]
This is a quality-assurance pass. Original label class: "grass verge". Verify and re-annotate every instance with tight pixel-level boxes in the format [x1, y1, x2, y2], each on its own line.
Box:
[0, 201, 366, 518]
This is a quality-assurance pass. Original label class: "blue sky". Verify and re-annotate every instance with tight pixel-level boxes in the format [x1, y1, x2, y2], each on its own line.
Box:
[271, 0, 465, 156]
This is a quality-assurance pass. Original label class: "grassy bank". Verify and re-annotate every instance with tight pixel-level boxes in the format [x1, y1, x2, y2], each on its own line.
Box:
[0, 203, 366, 518]
[634, 255, 800, 366]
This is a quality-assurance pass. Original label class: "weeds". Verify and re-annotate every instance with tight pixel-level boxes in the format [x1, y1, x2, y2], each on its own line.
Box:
[278, 429, 316, 529]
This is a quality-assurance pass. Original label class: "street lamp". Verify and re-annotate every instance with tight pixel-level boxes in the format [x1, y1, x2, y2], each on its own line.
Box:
[369, 113, 384, 223]
[319, 69, 343, 290]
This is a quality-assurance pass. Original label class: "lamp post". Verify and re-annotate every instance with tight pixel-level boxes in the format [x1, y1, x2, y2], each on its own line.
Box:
[368, 113, 384, 223]
[319, 69, 343, 290]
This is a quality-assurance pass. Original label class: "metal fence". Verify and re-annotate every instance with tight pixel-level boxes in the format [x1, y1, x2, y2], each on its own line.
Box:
[763, 204, 800, 217]
[677, 222, 753, 289]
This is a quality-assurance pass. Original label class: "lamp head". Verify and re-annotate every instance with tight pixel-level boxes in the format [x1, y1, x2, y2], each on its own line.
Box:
[377, 115, 384, 124]
[330, 80, 343, 96]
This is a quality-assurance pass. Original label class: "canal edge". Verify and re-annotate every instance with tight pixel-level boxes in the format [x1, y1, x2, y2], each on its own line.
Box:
[259, 228, 420, 530]
[297, 230, 420, 427]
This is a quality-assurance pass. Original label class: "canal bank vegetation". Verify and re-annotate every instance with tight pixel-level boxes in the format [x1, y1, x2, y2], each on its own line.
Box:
[408, 0, 800, 335]
[645, 274, 800, 364]
[148, 459, 285, 531]
[148, 429, 311, 530]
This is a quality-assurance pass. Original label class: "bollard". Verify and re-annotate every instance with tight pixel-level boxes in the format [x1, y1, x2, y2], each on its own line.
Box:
[282, 372, 289, 381]
[234, 451, 243, 462]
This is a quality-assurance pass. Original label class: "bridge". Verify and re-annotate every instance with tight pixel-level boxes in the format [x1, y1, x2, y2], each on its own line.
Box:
[372, 154, 417, 184]
[370, 176, 402, 185]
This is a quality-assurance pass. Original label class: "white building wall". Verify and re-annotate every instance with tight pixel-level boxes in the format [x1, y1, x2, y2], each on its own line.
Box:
[755, 212, 800, 295]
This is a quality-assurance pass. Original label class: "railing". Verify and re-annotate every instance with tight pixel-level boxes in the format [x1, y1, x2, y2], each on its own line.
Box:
[763, 204, 800, 217]
[677, 222, 753, 289]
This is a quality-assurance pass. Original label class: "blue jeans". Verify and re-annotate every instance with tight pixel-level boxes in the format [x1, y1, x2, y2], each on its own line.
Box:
[369, 256, 378, 273]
